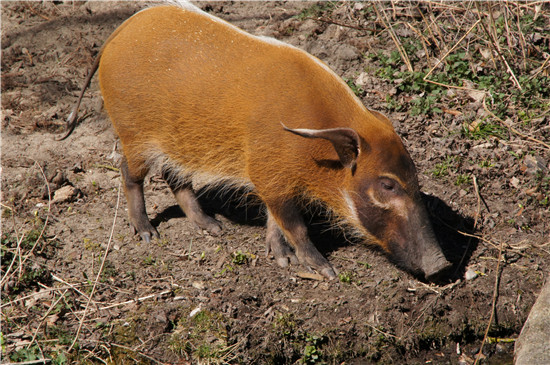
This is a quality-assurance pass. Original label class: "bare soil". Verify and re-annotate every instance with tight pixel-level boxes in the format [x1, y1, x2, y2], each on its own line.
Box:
[2, 2, 549, 364]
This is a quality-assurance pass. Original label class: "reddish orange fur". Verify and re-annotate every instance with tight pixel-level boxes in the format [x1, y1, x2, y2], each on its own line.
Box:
[97, 5, 413, 252]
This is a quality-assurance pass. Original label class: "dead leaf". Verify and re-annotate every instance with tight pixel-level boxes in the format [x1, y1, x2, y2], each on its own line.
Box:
[443, 108, 462, 116]
[296, 272, 324, 281]
[467, 89, 486, 103]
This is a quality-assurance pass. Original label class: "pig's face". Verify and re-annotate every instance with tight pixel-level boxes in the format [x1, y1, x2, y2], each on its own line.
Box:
[352, 138, 451, 280]
[283, 121, 451, 281]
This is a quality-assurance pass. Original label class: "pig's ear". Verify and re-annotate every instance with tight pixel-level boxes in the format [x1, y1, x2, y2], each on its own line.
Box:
[282, 123, 360, 170]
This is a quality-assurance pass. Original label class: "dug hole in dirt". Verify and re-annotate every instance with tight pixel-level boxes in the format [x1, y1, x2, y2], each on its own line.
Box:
[2, 1, 549, 364]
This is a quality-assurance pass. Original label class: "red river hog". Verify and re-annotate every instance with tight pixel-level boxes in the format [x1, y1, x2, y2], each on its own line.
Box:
[61, 2, 452, 281]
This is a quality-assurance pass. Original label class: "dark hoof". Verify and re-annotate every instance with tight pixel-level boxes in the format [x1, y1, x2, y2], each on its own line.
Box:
[130, 222, 159, 243]
[266, 237, 299, 268]
[321, 267, 337, 280]
[192, 216, 223, 236]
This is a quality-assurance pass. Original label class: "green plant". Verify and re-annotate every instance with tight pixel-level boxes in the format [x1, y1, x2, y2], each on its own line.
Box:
[338, 271, 353, 284]
[345, 78, 364, 97]
[455, 174, 471, 186]
[295, 2, 336, 20]
[9, 345, 42, 362]
[143, 255, 156, 266]
[301, 334, 327, 364]
[431, 156, 455, 177]
[462, 119, 508, 140]
[232, 250, 252, 265]
[169, 309, 230, 362]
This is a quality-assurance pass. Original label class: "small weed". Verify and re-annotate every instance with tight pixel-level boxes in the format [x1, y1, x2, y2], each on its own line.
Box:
[455, 174, 471, 186]
[359, 261, 372, 269]
[169, 308, 230, 362]
[295, 2, 336, 20]
[143, 255, 156, 266]
[301, 333, 327, 364]
[462, 120, 508, 140]
[101, 260, 118, 281]
[9, 345, 42, 362]
[345, 78, 364, 97]
[83, 237, 101, 252]
[431, 156, 455, 177]
[479, 159, 494, 168]
[274, 313, 297, 339]
[2, 207, 12, 218]
[338, 271, 353, 284]
[232, 250, 255, 265]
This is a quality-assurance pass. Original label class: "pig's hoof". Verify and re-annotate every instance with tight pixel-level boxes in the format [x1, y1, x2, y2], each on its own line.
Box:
[320, 267, 337, 280]
[266, 237, 299, 268]
[295, 245, 337, 280]
[130, 222, 160, 243]
[191, 215, 223, 236]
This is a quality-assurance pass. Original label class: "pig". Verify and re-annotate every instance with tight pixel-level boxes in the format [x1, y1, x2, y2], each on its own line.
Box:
[60, 2, 451, 281]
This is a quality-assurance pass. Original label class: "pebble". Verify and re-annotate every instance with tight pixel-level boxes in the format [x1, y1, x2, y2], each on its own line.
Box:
[465, 269, 478, 281]
[52, 185, 78, 204]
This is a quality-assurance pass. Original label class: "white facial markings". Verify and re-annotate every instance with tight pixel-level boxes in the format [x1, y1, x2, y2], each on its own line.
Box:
[342, 190, 360, 224]
[367, 188, 391, 211]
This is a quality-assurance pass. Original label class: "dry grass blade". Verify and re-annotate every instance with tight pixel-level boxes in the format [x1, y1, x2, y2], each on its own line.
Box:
[475, 2, 522, 90]
[108, 343, 167, 365]
[423, 19, 482, 81]
[374, 3, 413, 72]
[68, 181, 122, 352]
[482, 97, 550, 151]
[0, 161, 52, 287]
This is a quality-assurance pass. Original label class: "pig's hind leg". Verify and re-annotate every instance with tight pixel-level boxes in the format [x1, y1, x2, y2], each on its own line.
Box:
[161, 169, 222, 236]
[121, 157, 160, 243]
[266, 200, 337, 279]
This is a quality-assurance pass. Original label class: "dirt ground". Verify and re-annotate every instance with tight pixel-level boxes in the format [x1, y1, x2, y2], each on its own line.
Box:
[2, 1, 549, 364]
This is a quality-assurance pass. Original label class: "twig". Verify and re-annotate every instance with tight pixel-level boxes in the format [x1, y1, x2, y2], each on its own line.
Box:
[51, 273, 94, 304]
[27, 289, 69, 350]
[0, 162, 52, 287]
[366, 322, 401, 340]
[307, 16, 378, 33]
[474, 236, 505, 365]
[475, 2, 522, 90]
[73, 288, 174, 315]
[423, 19, 482, 81]
[482, 97, 550, 150]
[1, 359, 51, 365]
[374, 4, 413, 72]
[108, 343, 167, 365]
[69, 182, 121, 352]
[0, 283, 83, 309]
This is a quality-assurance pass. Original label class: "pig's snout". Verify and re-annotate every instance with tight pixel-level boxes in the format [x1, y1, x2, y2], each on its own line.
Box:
[421, 250, 452, 281]
[408, 204, 452, 281]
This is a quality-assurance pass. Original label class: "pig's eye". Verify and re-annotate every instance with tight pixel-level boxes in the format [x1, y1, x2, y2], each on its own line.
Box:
[379, 178, 397, 192]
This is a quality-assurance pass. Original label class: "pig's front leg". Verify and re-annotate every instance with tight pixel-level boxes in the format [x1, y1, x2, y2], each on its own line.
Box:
[265, 200, 337, 280]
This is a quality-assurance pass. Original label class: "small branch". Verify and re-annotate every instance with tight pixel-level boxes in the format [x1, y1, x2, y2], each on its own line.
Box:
[475, 3, 522, 90]
[374, 4, 413, 72]
[483, 97, 550, 150]
[73, 288, 174, 315]
[424, 19, 482, 81]
[474, 237, 505, 365]
[0, 161, 52, 287]
[27, 289, 69, 350]
[307, 16, 378, 33]
[2, 359, 51, 365]
[108, 343, 167, 365]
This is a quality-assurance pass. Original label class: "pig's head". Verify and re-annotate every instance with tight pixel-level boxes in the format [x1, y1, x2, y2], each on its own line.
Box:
[283, 116, 452, 281]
